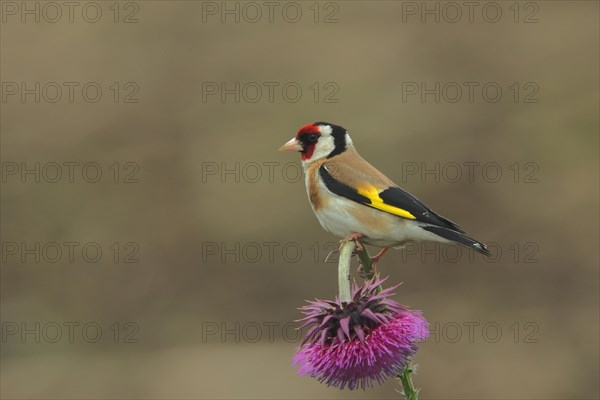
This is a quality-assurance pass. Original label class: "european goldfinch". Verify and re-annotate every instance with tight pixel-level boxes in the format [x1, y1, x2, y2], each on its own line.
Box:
[279, 122, 490, 266]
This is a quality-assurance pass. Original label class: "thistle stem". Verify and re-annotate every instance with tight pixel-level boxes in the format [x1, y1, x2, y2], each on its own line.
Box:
[338, 241, 422, 397]
[398, 364, 419, 400]
[355, 245, 375, 279]
[337, 240, 355, 303]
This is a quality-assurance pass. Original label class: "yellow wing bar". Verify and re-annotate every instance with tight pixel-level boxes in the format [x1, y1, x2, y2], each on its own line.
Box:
[357, 185, 416, 220]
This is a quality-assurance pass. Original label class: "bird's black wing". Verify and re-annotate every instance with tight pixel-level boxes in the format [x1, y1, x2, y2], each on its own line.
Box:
[319, 165, 464, 232]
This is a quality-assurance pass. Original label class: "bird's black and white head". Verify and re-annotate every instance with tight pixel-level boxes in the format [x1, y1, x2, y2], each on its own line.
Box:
[279, 122, 353, 165]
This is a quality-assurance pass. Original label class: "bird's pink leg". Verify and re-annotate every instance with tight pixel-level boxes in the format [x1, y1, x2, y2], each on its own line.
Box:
[371, 247, 389, 265]
[358, 247, 389, 278]
[325, 233, 365, 263]
[342, 233, 364, 251]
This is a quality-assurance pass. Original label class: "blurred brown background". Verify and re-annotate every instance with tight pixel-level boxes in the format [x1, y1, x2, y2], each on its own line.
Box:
[1, 1, 599, 399]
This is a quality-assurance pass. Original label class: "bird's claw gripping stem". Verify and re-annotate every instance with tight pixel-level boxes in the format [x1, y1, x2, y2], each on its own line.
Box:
[341, 233, 364, 251]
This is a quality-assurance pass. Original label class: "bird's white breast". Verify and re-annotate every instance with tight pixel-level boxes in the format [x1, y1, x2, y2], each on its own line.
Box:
[304, 169, 446, 247]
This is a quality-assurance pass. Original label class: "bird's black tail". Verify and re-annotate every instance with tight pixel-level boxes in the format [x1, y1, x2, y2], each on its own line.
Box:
[422, 226, 491, 256]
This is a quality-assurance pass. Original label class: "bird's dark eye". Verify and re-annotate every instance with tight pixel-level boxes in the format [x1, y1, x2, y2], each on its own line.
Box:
[308, 133, 319, 143]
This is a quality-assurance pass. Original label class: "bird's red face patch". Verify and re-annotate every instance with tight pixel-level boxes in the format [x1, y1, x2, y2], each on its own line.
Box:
[296, 124, 321, 161]
[301, 146, 315, 161]
[297, 123, 320, 136]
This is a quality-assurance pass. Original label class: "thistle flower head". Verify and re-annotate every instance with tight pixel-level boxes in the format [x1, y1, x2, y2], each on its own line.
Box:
[293, 277, 428, 390]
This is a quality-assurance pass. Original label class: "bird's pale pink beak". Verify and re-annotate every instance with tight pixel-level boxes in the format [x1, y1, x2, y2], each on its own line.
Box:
[278, 137, 303, 152]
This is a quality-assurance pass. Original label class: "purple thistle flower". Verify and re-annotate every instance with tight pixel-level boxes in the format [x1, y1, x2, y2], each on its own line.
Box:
[293, 277, 428, 390]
